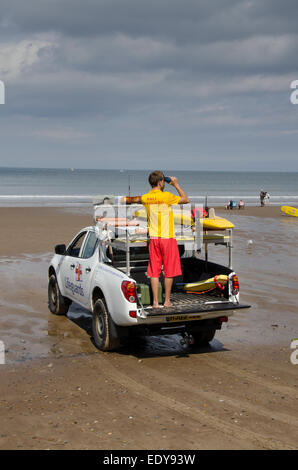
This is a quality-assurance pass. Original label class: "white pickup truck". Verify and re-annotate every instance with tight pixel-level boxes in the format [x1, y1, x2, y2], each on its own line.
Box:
[48, 203, 249, 351]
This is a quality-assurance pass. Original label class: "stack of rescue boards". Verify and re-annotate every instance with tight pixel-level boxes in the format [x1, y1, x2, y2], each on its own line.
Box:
[133, 208, 235, 230]
[97, 207, 234, 296]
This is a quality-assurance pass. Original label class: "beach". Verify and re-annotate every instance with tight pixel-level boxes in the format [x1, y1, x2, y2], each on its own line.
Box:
[1, 205, 298, 450]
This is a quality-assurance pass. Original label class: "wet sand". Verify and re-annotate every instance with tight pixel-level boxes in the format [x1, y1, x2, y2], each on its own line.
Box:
[215, 204, 285, 218]
[1, 206, 298, 450]
[0, 206, 93, 257]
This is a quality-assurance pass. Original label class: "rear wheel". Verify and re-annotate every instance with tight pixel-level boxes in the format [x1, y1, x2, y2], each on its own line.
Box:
[48, 274, 71, 315]
[92, 298, 120, 351]
[191, 328, 216, 346]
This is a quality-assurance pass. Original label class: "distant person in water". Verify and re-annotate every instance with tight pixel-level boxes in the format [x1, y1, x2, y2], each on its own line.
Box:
[227, 200, 237, 210]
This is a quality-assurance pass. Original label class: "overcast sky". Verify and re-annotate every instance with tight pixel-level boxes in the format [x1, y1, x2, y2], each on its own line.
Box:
[0, 0, 298, 170]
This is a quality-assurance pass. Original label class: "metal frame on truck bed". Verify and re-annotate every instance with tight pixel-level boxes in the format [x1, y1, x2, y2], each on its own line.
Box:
[94, 203, 233, 276]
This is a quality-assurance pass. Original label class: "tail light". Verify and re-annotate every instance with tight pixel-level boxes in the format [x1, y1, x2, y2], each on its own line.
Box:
[121, 281, 137, 303]
[219, 316, 228, 323]
[232, 275, 239, 295]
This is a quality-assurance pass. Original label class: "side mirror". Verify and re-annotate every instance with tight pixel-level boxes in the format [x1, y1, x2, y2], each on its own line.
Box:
[55, 244, 67, 255]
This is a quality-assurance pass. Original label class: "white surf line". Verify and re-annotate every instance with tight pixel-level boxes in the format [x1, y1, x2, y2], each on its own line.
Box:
[0, 195, 91, 198]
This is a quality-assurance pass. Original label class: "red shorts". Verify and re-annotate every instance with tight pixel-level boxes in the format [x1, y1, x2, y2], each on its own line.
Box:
[147, 238, 182, 278]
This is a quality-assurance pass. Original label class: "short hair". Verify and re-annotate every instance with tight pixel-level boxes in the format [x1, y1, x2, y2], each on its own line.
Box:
[148, 170, 164, 188]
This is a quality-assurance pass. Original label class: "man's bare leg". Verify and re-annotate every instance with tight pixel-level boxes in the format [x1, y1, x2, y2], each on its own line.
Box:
[150, 277, 161, 308]
[164, 277, 173, 307]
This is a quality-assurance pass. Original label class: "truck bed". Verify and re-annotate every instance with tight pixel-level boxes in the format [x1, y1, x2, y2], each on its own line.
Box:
[121, 255, 250, 316]
[109, 244, 250, 317]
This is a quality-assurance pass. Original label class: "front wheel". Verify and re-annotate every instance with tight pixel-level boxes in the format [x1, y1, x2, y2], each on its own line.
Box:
[48, 274, 71, 315]
[92, 298, 120, 351]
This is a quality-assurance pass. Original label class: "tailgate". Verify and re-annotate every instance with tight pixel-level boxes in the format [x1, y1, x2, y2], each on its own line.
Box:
[140, 292, 250, 321]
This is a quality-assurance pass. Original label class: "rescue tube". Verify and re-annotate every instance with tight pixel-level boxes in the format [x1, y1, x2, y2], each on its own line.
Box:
[183, 275, 229, 293]
[96, 217, 140, 226]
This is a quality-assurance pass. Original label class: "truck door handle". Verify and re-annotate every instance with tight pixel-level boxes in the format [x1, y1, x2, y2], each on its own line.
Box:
[70, 264, 75, 269]
[85, 267, 91, 273]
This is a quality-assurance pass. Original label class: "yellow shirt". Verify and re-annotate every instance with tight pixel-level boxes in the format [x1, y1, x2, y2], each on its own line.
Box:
[141, 189, 181, 238]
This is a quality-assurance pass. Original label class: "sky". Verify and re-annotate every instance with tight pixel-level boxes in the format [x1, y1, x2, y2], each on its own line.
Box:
[0, 0, 298, 171]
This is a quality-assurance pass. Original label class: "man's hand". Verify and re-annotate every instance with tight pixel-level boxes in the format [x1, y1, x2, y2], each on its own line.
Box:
[169, 176, 189, 204]
[169, 176, 178, 187]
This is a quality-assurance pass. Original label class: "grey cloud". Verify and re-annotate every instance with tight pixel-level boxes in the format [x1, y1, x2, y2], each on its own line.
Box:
[3, 0, 298, 44]
[1, 0, 238, 41]
[0, 0, 298, 169]
[49, 33, 298, 77]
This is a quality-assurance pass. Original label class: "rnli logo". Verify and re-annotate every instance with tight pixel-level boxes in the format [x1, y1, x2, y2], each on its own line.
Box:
[75, 263, 83, 282]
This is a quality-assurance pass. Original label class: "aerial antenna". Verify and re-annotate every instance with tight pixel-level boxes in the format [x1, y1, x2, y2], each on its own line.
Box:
[128, 174, 131, 197]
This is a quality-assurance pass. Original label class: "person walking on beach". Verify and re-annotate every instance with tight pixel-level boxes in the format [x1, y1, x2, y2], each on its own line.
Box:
[260, 189, 266, 207]
[123, 171, 189, 308]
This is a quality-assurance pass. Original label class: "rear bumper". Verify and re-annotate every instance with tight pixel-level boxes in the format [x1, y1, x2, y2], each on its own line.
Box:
[124, 304, 251, 337]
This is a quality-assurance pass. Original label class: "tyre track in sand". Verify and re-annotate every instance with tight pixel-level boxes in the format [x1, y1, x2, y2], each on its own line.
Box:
[202, 356, 298, 398]
[124, 360, 298, 430]
[97, 355, 295, 450]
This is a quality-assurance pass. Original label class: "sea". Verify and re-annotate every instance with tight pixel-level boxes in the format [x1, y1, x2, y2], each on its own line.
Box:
[0, 167, 297, 208]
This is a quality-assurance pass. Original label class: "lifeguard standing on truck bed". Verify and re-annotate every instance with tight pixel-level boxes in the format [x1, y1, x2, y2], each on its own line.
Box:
[123, 171, 189, 308]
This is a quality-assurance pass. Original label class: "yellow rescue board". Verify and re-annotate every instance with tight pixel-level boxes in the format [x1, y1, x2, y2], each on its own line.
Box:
[134, 209, 234, 230]
[202, 217, 234, 230]
[281, 206, 298, 218]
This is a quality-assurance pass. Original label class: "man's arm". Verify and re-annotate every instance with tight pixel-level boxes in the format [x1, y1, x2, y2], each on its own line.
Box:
[169, 177, 189, 204]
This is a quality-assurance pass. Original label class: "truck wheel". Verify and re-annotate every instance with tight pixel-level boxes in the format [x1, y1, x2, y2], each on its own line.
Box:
[48, 274, 71, 315]
[203, 328, 216, 344]
[92, 298, 120, 351]
[191, 328, 216, 347]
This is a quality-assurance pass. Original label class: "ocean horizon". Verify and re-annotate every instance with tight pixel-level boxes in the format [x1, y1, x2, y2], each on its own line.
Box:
[0, 167, 297, 207]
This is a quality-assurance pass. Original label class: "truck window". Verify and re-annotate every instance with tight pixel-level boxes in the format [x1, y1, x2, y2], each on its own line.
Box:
[67, 232, 87, 258]
[81, 232, 98, 259]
